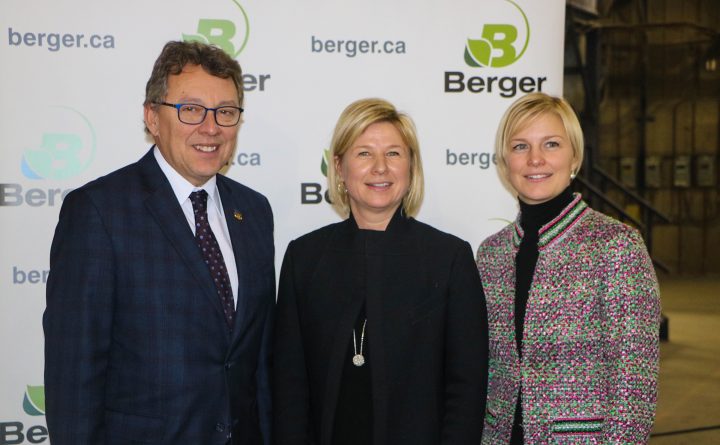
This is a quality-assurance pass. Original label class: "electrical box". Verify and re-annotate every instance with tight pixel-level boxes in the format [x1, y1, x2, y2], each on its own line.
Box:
[673, 155, 691, 188]
[620, 157, 637, 188]
[696, 155, 716, 187]
[645, 156, 662, 188]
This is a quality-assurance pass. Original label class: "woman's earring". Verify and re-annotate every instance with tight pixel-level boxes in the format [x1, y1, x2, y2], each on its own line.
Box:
[337, 181, 347, 194]
[570, 171, 577, 180]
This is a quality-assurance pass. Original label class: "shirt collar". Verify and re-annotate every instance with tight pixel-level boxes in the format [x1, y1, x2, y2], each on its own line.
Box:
[153, 145, 220, 207]
[512, 193, 589, 250]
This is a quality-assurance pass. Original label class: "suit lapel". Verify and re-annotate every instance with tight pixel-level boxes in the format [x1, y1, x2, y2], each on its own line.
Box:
[138, 151, 230, 334]
[217, 177, 256, 341]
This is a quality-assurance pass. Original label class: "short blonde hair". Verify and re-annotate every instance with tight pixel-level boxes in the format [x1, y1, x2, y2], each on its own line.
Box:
[495, 92, 584, 195]
[328, 98, 424, 217]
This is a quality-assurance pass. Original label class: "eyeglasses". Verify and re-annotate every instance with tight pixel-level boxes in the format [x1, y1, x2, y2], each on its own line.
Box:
[156, 102, 243, 127]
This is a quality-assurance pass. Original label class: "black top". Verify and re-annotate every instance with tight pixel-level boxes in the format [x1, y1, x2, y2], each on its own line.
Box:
[511, 186, 574, 445]
[273, 206, 488, 445]
[332, 306, 372, 445]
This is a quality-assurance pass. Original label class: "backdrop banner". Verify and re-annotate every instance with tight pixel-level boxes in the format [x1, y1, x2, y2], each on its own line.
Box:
[0, 0, 564, 440]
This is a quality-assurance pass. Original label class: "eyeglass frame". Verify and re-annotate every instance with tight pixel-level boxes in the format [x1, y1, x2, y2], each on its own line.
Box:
[154, 102, 244, 127]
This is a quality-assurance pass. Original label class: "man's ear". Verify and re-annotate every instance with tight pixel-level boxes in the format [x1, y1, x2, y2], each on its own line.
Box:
[144, 104, 159, 137]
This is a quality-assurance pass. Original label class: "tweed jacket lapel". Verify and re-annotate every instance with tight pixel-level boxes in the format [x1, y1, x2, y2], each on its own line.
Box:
[139, 150, 231, 337]
[512, 194, 590, 351]
[500, 233, 522, 365]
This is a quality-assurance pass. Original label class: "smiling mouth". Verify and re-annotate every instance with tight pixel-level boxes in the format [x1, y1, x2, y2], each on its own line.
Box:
[367, 182, 392, 188]
[193, 144, 219, 153]
[526, 174, 551, 180]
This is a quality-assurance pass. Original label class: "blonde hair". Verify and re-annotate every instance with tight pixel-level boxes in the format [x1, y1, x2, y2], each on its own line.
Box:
[495, 92, 584, 195]
[327, 98, 424, 217]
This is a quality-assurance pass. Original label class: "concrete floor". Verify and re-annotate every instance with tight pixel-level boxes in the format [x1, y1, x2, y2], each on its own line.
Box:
[649, 276, 720, 444]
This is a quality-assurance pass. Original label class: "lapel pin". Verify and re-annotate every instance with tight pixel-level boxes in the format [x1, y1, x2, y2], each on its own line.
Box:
[233, 210, 244, 221]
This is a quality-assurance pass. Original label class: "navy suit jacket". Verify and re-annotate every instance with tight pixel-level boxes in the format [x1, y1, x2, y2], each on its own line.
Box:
[43, 149, 275, 445]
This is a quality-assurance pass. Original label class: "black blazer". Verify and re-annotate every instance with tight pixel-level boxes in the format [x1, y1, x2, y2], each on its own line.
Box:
[43, 149, 275, 445]
[273, 209, 488, 445]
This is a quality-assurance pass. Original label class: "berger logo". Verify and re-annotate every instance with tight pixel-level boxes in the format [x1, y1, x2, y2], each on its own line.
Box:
[182, 2, 250, 57]
[22, 385, 45, 416]
[445, 0, 542, 96]
[464, 0, 529, 68]
[21, 106, 97, 180]
[300, 150, 332, 205]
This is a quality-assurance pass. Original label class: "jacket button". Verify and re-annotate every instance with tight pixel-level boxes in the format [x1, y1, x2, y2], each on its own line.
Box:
[225, 361, 234, 369]
[215, 422, 225, 432]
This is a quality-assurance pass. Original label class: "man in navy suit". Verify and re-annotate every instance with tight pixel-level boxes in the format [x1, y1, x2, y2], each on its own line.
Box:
[43, 41, 274, 445]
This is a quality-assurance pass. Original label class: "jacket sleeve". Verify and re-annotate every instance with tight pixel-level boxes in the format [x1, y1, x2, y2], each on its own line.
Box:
[602, 228, 661, 444]
[43, 189, 114, 445]
[273, 241, 312, 444]
[442, 241, 489, 444]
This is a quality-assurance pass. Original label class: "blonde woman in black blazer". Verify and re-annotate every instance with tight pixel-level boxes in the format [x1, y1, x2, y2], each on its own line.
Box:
[273, 98, 489, 445]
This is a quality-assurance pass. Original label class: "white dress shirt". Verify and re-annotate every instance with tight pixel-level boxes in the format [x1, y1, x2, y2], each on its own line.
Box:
[154, 147, 239, 306]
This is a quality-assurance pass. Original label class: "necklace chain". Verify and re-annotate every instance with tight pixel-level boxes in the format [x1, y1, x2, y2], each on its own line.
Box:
[352, 318, 367, 367]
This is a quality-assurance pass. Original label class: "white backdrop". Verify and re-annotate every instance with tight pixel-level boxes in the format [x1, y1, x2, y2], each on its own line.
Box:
[0, 0, 564, 441]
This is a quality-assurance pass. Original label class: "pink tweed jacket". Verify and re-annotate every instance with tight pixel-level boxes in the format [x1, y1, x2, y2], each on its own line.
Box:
[476, 195, 660, 444]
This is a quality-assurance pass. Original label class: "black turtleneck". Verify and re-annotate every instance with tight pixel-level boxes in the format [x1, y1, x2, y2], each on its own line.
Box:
[510, 186, 573, 445]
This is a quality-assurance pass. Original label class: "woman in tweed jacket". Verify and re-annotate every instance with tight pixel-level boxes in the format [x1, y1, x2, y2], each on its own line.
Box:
[477, 93, 661, 444]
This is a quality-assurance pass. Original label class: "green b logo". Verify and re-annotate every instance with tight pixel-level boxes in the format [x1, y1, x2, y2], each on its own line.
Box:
[21, 106, 96, 180]
[23, 133, 85, 180]
[464, 0, 529, 68]
[182, 4, 250, 57]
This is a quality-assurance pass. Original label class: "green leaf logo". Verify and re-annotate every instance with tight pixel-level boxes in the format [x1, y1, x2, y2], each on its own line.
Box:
[464, 0, 530, 68]
[465, 38, 492, 67]
[23, 385, 45, 416]
[320, 149, 330, 177]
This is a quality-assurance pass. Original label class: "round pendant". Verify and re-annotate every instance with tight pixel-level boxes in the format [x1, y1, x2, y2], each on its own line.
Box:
[352, 354, 365, 367]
